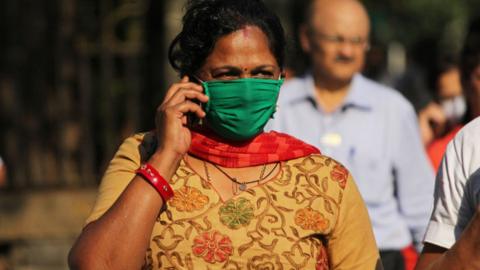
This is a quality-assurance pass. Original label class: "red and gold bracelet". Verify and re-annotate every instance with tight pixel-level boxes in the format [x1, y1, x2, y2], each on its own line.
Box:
[136, 163, 174, 202]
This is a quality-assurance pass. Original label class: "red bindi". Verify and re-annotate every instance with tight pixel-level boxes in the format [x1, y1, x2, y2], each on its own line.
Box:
[241, 28, 250, 38]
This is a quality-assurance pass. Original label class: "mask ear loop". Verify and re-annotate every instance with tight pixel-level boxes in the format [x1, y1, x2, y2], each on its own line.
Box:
[278, 70, 287, 82]
[277, 72, 285, 85]
[271, 73, 284, 117]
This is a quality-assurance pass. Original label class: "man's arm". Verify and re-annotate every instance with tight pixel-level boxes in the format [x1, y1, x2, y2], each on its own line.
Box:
[416, 208, 480, 270]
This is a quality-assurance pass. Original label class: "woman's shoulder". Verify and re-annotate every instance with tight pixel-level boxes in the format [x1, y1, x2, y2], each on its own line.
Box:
[113, 132, 156, 163]
[283, 153, 350, 190]
[284, 153, 348, 169]
[120, 132, 151, 146]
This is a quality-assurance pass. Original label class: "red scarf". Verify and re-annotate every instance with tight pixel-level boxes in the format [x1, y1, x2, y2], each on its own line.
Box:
[188, 130, 320, 168]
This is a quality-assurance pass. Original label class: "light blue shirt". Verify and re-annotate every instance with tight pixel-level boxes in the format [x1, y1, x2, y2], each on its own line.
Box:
[267, 73, 435, 250]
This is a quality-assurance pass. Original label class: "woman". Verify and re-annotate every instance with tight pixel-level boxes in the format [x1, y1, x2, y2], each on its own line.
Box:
[68, 0, 380, 269]
[426, 55, 464, 171]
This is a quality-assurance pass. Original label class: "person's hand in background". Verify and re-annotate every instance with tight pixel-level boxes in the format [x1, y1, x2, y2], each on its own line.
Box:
[418, 102, 447, 146]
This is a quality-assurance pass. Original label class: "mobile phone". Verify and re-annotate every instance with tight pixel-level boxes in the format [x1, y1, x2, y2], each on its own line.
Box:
[187, 98, 201, 128]
[186, 75, 203, 128]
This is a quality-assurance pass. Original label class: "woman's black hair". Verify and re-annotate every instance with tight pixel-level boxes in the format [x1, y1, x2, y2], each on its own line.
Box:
[168, 0, 285, 77]
[427, 53, 459, 98]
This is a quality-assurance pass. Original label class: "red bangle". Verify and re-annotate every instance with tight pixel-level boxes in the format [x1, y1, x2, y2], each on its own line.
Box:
[136, 163, 174, 202]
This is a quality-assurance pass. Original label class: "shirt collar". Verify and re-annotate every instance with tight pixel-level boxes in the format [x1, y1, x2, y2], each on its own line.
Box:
[344, 73, 373, 111]
[289, 72, 372, 112]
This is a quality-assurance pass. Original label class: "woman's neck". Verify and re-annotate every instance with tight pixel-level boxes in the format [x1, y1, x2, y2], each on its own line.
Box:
[184, 154, 280, 201]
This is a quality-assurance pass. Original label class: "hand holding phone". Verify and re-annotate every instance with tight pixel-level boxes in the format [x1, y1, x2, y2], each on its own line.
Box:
[154, 75, 208, 158]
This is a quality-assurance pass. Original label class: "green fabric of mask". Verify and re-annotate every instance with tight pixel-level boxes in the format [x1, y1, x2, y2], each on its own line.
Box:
[201, 78, 284, 141]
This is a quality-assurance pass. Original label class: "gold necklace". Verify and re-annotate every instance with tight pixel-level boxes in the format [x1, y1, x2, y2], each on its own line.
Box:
[203, 161, 279, 194]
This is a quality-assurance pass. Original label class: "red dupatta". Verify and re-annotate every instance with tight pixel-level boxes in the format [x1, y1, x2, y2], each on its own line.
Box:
[188, 130, 320, 168]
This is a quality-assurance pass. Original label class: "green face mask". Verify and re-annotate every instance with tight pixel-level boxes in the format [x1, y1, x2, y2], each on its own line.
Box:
[201, 77, 284, 141]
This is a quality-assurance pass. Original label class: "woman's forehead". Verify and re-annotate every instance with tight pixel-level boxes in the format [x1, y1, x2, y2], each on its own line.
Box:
[203, 26, 278, 68]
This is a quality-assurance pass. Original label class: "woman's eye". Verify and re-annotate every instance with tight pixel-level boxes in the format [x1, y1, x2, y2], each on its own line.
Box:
[252, 71, 274, 78]
[214, 72, 239, 80]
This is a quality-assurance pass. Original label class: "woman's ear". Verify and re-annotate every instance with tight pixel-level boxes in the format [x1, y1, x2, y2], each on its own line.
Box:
[189, 74, 203, 85]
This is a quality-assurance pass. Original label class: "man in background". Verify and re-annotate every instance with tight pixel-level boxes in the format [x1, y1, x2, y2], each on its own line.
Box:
[267, 0, 434, 269]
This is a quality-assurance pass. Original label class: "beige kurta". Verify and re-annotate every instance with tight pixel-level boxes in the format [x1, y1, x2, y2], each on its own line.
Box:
[86, 134, 379, 269]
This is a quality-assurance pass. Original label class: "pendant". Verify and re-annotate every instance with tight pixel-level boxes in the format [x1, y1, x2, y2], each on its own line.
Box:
[239, 183, 247, 191]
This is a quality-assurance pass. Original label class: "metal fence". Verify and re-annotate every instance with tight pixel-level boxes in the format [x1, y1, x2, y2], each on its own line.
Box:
[0, 0, 176, 188]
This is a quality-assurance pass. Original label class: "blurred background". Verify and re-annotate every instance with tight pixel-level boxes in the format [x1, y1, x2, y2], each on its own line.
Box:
[0, 0, 479, 269]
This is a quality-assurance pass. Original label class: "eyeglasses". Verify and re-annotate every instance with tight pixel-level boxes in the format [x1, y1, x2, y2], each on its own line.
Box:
[309, 31, 370, 49]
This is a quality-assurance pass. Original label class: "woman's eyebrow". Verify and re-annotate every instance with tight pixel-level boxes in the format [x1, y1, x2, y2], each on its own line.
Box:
[211, 66, 242, 72]
[211, 65, 277, 74]
[251, 65, 277, 71]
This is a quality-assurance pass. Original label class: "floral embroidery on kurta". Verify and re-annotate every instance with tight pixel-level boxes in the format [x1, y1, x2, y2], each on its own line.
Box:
[169, 186, 209, 212]
[219, 197, 255, 229]
[192, 230, 233, 263]
[247, 253, 283, 270]
[295, 207, 329, 231]
[330, 164, 348, 189]
[142, 154, 367, 268]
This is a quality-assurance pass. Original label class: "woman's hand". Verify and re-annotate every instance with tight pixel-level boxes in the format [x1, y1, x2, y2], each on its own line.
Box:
[154, 75, 208, 161]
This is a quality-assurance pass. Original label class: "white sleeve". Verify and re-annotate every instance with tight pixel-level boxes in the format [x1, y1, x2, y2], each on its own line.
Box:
[423, 121, 479, 248]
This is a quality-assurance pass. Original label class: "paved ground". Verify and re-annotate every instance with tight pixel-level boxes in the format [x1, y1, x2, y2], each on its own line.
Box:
[0, 189, 96, 270]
